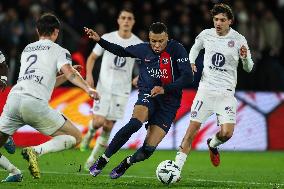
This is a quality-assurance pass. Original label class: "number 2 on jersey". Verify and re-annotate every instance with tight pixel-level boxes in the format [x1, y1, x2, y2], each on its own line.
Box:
[25, 54, 37, 74]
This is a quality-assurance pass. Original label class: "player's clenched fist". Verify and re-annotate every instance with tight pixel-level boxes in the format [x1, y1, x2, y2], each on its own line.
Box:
[240, 45, 247, 59]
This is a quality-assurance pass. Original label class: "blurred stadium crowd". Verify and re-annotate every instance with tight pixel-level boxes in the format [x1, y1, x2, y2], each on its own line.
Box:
[0, 0, 284, 90]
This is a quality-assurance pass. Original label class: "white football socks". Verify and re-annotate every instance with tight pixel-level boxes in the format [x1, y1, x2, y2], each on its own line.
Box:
[33, 135, 76, 156]
[89, 130, 110, 161]
[209, 134, 223, 148]
[175, 151, 187, 170]
[0, 154, 21, 175]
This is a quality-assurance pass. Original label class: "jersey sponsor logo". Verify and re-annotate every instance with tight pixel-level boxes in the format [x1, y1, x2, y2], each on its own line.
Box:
[177, 57, 189, 63]
[228, 40, 235, 47]
[212, 53, 225, 67]
[209, 66, 227, 72]
[114, 56, 126, 68]
[147, 67, 168, 79]
[17, 74, 44, 84]
[144, 58, 151, 62]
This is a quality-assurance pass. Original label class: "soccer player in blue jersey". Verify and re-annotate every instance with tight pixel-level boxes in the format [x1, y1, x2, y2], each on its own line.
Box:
[84, 22, 193, 179]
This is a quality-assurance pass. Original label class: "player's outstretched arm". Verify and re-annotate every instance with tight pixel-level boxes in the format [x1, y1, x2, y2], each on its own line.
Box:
[84, 27, 101, 41]
[84, 27, 135, 58]
[55, 65, 82, 88]
[60, 64, 99, 100]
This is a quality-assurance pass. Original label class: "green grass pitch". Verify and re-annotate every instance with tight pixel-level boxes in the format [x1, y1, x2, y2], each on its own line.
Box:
[0, 149, 283, 189]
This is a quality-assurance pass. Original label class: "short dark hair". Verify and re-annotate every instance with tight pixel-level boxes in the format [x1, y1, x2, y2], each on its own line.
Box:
[118, 8, 134, 16]
[149, 22, 168, 34]
[211, 3, 234, 22]
[36, 13, 60, 36]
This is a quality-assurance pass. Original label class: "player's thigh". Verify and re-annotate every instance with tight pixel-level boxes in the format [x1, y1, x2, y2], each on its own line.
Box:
[145, 125, 167, 147]
[133, 90, 155, 122]
[190, 91, 214, 123]
[147, 99, 179, 134]
[0, 94, 24, 135]
[216, 94, 237, 125]
[132, 105, 149, 123]
[21, 98, 67, 136]
[52, 119, 81, 144]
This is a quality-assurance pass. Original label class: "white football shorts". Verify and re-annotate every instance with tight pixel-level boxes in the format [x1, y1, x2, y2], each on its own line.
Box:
[190, 89, 237, 124]
[92, 91, 129, 121]
[0, 93, 65, 135]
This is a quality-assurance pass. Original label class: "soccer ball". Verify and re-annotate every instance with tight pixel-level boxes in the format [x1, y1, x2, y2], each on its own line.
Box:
[156, 160, 181, 184]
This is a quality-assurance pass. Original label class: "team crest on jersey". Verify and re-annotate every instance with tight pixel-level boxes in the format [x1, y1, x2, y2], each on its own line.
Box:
[162, 58, 169, 64]
[228, 40, 235, 48]
[191, 111, 197, 118]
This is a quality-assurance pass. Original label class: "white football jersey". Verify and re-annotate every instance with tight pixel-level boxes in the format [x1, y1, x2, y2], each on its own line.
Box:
[93, 31, 142, 96]
[10, 39, 72, 101]
[189, 28, 254, 92]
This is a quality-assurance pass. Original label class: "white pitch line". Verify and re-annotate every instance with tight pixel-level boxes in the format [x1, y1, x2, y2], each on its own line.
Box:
[2, 170, 281, 186]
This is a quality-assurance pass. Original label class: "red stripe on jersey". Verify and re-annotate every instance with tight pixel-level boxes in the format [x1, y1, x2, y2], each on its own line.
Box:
[159, 51, 173, 85]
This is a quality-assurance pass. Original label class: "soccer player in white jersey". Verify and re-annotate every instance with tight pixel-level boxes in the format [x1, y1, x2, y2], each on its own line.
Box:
[174, 3, 254, 172]
[79, 9, 142, 170]
[0, 13, 99, 180]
